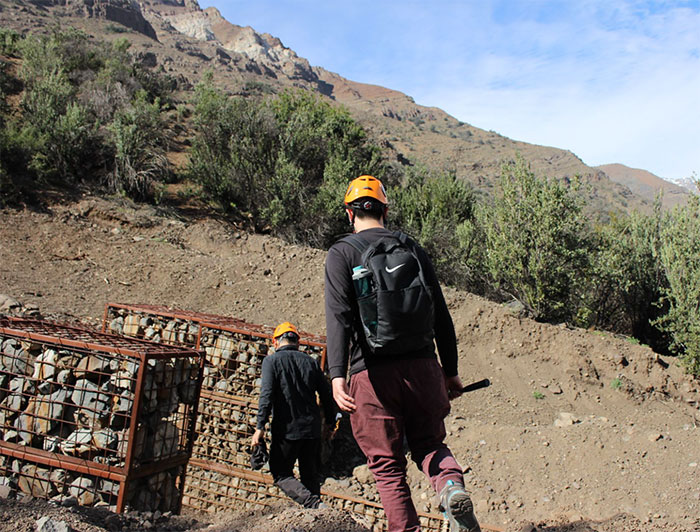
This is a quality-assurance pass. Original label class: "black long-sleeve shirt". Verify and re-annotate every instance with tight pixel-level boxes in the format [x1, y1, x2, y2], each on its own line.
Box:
[324, 227, 459, 380]
[256, 345, 336, 439]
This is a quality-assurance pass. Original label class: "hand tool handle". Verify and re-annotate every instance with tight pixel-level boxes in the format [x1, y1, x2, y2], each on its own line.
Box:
[461, 378, 491, 393]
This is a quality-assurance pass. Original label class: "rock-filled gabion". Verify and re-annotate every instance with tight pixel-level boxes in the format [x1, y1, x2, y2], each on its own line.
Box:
[103, 304, 324, 469]
[0, 318, 203, 513]
[182, 462, 443, 532]
[107, 309, 203, 349]
[0, 454, 184, 512]
[182, 463, 281, 512]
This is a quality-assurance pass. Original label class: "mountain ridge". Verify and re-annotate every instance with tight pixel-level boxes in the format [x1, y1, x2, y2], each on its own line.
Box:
[140, 0, 686, 213]
[596, 163, 692, 209]
[2, 0, 685, 214]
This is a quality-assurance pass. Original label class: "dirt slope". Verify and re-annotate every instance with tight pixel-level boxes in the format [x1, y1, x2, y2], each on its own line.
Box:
[1, 196, 699, 532]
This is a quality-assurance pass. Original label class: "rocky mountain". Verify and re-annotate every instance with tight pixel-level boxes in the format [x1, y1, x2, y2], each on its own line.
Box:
[670, 176, 699, 195]
[595, 163, 692, 209]
[1, 0, 673, 215]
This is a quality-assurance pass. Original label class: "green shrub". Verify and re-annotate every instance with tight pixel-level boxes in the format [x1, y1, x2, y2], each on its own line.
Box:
[268, 90, 384, 246]
[243, 80, 275, 95]
[4, 28, 173, 196]
[656, 195, 700, 376]
[18, 28, 102, 82]
[579, 201, 668, 348]
[0, 27, 20, 56]
[391, 168, 480, 287]
[189, 78, 278, 218]
[18, 66, 99, 181]
[189, 81, 384, 246]
[479, 155, 589, 321]
[15, 32, 100, 182]
[107, 91, 170, 201]
[105, 24, 129, 34]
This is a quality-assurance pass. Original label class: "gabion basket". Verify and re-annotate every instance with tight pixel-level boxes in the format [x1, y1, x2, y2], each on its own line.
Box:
[0, 317, 205, 513]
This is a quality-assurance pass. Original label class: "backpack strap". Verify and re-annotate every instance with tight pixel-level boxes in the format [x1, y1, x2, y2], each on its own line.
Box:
[338, 233, 371, 255]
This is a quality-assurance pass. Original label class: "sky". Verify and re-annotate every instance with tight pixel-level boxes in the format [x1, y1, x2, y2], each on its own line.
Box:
[197, 1, 700, 182]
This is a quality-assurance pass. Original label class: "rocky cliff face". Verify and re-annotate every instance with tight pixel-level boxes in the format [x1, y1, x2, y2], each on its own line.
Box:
[54, 0, 158, 40]
[154, 4, 321, 83]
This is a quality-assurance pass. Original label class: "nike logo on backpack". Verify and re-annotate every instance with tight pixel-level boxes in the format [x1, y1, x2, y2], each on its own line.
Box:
[385, 263, 405, 273]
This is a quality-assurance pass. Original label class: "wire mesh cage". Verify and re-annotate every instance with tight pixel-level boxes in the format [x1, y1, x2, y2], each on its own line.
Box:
[102, 304, 326, 470]
[0, 317, 204, 512]
[102, 303, 221, 349]
[183, 461, 280, 512]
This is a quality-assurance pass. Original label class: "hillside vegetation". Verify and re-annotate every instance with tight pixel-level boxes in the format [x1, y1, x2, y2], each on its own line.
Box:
[1, 26, 700, 377]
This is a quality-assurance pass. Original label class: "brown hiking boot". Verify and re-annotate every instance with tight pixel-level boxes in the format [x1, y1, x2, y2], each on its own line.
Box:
[439, 480, 481, 532]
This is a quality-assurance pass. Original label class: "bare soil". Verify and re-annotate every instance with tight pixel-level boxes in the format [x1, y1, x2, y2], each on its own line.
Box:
[1, 195, 699, 532]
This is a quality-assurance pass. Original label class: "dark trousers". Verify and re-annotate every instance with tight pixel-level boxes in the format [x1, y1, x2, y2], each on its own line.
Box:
[350, 358, 464, 532]
[269, 436, 321, 508]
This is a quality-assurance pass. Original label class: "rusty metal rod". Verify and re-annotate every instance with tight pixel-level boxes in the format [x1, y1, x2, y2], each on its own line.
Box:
[0, 441, 127, 482]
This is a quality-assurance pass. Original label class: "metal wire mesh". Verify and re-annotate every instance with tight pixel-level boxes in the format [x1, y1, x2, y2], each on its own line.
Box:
[0, 318, 204, 512]
[183, 461, 281, 512]
[104, 304, 205, 349]
[182, 460, 444, 532]
[103, 304, 325, 469]
[0, 452, 185, 512]
[103, 303, 327, 355]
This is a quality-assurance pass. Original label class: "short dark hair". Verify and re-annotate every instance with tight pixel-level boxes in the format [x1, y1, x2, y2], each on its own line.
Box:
[349, 198, 385, 220]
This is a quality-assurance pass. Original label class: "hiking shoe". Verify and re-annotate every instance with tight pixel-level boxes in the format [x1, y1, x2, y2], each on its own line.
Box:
[439, 480, 481, 532]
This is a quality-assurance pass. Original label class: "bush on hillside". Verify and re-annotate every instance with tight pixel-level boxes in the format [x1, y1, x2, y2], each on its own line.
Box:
[267, 90, 385, 246]
[390, 169, 481, 287]
[0, 28, 174, 198]
[0, 28, 20, 56]
[107, 90, 170, 201]
[579, 201, 669, 349]
[479, 155, 589, 322]
[189, 80, 385, 247]
[188, 76, 278, 216]
[656, 195, 700, 376]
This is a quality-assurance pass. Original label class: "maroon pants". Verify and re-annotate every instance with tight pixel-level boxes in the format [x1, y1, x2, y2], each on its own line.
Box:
[349, 358, 464, 532]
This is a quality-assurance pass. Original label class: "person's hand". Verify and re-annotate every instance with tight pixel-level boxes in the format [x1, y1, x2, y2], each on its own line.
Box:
[445, 375, 464, 401]
[251, 428, 264, 446]
[332, 378, 356, 413]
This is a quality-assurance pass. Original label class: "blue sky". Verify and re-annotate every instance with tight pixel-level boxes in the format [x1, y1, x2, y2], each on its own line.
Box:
[198, 1, 700, 181]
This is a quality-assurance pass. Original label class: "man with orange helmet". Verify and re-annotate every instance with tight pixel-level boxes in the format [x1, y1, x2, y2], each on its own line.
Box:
[324, 175, 481, 531]
[252, 321, 336, 509]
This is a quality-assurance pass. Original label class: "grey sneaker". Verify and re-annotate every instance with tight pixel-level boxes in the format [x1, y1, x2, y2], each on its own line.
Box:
[439, 480, 481, 532]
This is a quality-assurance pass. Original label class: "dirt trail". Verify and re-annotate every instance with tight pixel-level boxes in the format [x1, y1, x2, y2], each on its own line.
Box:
[1, 196, 699, 532]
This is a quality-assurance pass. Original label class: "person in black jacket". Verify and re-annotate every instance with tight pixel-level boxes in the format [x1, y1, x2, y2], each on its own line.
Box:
[252, 321, 336, 509]
[324, 175, 481, 532]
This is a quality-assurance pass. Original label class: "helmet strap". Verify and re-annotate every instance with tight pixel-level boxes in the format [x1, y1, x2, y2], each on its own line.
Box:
[346, 207, 356, 227]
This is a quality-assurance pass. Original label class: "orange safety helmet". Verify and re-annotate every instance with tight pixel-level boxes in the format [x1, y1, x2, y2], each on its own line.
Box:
[344, 175, 388, 206]
[273, 321, 299, 339]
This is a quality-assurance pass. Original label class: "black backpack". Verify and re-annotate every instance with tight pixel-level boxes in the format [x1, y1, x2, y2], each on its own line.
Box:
[342, 231, 435, 355]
